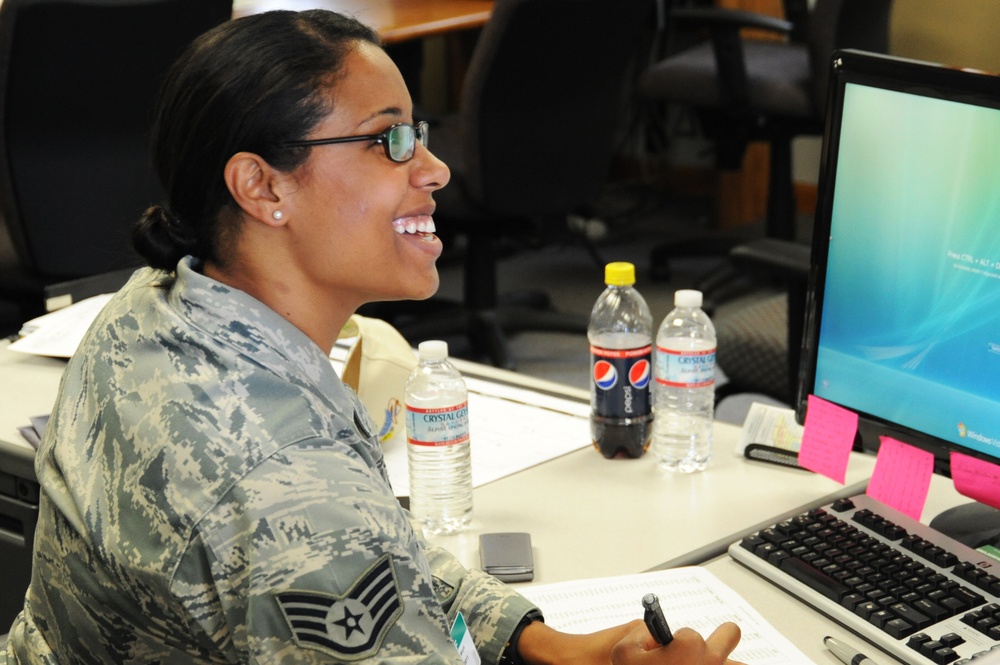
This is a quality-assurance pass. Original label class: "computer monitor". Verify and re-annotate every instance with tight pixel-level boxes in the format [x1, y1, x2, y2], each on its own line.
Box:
[798, 50, 1000, 543]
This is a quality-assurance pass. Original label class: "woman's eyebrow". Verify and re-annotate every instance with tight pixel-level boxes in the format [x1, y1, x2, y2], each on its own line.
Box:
[356, 106, 405, 129]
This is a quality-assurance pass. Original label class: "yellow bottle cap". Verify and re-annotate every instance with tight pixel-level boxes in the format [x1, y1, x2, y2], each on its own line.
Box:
[604, 262, 636, 286]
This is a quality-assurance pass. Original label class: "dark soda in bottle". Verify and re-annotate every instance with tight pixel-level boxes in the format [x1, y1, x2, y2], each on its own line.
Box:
[588, 262, 653, 458]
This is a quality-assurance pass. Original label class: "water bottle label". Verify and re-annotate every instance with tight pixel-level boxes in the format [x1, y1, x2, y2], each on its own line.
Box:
[590, 345, 652, 419]
[405, 401, 470, 447]
[655, 346, 716, 387]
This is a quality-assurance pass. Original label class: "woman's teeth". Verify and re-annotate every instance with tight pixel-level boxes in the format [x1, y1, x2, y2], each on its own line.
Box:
[393, 217, 436, 235]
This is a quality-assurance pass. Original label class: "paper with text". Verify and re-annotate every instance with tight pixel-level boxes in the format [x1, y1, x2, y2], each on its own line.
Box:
[9, 294, 113, 357]
[867, 437, 934, 520]
[798, 394, 858, 483]
[518, 567, 814, 665]
[950, 451, 1000, 510]
[380, 389, 589, 497]
[735, 402, 803, 456]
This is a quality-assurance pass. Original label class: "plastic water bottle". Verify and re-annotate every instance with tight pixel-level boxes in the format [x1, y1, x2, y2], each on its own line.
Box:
[653, 289, 717, 472]
[588, 262, 654, 458]
[405, 340, 473, 534]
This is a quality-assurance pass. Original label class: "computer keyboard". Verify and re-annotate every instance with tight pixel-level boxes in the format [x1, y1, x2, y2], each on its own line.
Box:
[728, 493, 1000, 664]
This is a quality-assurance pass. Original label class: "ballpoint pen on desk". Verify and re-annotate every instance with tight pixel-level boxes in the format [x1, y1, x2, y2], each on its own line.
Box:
[824, 635, 880, 665]
[642, 593, 674, 646]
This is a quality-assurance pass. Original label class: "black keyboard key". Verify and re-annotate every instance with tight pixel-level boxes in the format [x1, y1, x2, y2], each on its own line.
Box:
[883, 524, 908, 541]
[856, 601, 881, 621]
[979, 574, 1000, 596]
[759, 528, 790, 546]
[740, 533, 764, 553]
[976, 616, 1000, 635]
[767, 549, 790, 567]
[885, 617, 916, 639]
[842, 593, 865, 612]
[952, 586, 986, 610]
[869, 609, 893, 629]
[832, 497, 855, 512]
[939, 632, 964, 648]
[940, 596, 969, 614]
[913, 598, 951, 622]
[919, 640, 944, 657]
[778, 556, 850, 602]
[890, 602, 933, 630]
[929, 646, 959, 664]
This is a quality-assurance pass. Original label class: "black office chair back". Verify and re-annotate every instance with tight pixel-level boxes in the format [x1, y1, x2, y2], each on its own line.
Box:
[459, 0, 654, 218]
[0, 0, 232, 283]
[807, 0, 892, 112]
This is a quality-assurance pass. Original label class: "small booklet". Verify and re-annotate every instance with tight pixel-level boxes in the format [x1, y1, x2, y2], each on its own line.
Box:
[517, 567, 815, 665]
[735, 402, 804, 457]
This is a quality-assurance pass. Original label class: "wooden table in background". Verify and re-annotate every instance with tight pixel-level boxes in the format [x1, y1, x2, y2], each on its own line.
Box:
[232, 0, 494, 44]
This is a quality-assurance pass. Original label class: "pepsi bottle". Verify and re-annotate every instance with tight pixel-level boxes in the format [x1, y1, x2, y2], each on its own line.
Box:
[588, 262, 654, 458]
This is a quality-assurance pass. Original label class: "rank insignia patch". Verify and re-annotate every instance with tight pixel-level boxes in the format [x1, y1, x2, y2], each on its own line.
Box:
[276, 555, 403, 659]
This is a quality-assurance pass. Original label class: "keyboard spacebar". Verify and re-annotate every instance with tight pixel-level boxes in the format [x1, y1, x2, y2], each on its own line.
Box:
[778, 556, 849, 602]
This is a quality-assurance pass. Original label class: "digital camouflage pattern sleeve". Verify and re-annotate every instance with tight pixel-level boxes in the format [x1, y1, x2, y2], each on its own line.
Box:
[4, 257, 537, 664]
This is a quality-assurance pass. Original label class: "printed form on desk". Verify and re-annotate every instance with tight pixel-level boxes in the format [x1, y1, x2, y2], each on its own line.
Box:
[379, 377, 590, 497]
[329, 343, 591, 497]
[518, 567, 814, 664]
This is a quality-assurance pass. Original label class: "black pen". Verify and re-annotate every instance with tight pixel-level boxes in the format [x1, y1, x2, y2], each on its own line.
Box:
[642, 593, 673, 646]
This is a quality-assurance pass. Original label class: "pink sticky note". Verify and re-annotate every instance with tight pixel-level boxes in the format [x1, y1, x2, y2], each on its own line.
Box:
[950, 451, 1000, 510]
[798, 394, 858, 483]
[867, 437, 934, 521]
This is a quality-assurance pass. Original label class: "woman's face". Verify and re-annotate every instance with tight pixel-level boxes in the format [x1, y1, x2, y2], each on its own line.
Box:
[280, 41, 450, 308]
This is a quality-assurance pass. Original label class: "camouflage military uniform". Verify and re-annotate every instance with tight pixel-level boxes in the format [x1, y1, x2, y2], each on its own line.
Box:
[4, 257, 537, 664]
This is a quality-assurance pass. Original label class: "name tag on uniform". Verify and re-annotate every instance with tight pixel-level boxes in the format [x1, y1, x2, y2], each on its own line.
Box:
[450, 612, 481, 665]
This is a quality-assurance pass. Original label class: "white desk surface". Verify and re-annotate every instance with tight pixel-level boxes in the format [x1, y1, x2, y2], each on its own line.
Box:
[2, 340, 878, 587]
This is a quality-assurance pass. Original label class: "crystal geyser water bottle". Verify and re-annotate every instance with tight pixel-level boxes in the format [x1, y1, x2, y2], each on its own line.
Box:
[405, 340, 472, 534]
[588, 262, 654, 458]
[652, 289, 716, 472]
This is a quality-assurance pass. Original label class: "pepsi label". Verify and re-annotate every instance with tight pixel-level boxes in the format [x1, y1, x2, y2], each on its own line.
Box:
[590, 345, 652, 419]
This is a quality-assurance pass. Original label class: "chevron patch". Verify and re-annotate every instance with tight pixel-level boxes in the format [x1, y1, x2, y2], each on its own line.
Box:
[276, 555, 403, 659]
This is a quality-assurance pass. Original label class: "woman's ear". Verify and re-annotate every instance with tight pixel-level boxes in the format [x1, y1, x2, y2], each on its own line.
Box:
[224, 152, 290, 227]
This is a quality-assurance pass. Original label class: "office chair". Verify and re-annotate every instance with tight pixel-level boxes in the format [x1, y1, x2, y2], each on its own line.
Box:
[0, 0, 233, 322]
[368, 0, 655, 369]
[0, 439, 40, 631]
[713, 237, 809, 405]
[638, 0, 892, 280]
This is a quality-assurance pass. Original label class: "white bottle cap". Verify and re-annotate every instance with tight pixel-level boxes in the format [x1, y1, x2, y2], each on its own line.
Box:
[674, 289, 703, 308]
[417, 340, 448, 361]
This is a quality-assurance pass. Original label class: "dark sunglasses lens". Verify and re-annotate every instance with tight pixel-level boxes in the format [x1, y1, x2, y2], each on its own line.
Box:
[387, 125, 415, 162]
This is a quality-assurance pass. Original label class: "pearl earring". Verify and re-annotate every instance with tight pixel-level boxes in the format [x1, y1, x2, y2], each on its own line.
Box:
[272, 210, 284, 221]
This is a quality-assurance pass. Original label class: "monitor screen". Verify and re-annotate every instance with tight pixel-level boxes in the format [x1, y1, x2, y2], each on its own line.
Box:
[798, 50, 1000, 497]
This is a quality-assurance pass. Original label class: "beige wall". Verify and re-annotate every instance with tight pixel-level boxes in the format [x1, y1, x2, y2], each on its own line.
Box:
[891, 0, 1000, 72]
[795, 0, 1000, 185]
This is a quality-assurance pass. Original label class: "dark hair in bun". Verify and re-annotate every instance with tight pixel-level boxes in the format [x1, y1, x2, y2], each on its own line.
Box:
[131, 205, 200, 270]
[132, 10, 380, 269]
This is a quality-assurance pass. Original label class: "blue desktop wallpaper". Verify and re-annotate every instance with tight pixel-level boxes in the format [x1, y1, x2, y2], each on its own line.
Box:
[816, 83, 1000, 458]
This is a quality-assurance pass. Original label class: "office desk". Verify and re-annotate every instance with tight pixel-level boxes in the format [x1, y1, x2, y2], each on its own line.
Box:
[1, 340, 879, 589]
[231, 0, 494, 43]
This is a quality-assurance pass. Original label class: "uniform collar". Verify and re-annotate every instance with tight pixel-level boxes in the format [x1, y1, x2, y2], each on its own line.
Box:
[166, 256, 342, 397]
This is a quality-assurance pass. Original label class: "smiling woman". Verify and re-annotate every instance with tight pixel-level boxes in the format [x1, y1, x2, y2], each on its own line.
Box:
[2, 9, 745, 665]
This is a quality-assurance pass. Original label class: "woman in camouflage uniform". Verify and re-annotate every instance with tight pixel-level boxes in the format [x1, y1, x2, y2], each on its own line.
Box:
[4, 9, 743, 665]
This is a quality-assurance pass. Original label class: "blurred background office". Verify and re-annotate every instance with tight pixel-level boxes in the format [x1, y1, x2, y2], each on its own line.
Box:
[5, 0, 1000, 423]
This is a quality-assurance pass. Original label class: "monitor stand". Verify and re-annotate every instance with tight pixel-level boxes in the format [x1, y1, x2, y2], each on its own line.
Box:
[929, 501, 1000, 550]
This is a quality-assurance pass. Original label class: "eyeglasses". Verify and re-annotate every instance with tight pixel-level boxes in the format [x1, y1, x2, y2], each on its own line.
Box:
[284, 121, 429, 163]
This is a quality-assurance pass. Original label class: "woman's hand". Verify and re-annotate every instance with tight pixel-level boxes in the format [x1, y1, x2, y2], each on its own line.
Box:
[516, 618, 746, 665]
[612, 620, 745, 665]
